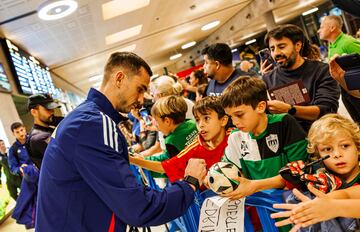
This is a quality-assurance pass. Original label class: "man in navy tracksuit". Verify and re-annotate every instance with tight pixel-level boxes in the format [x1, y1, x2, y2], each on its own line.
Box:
[36, 52, 207, 232]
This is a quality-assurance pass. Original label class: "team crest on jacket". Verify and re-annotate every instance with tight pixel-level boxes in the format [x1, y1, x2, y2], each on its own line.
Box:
[266, 134, 279, 153]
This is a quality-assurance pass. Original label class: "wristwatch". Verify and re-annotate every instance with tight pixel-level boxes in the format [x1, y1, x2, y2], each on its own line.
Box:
[183, 175, 200, 191]
[288, 104, 297, 115]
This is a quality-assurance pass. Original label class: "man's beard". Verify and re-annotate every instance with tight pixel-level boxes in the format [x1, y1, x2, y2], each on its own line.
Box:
[117, 100, 142, 114]
[40, 115, 54, 126]
[275, 50, 297, 69]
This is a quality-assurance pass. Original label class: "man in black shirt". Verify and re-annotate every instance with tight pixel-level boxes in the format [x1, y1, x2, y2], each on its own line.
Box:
[27, 94, 61, 169]
[202, 43, 248, 96]
[262, 24, 340, 131]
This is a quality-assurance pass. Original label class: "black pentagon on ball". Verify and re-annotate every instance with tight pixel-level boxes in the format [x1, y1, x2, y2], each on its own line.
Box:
[216, 185, 231, 193]
[209, 176, 215, 184]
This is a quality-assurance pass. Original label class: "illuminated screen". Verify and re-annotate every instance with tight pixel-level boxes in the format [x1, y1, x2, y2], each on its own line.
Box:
[1, 39, 57, 95]
[0, 63, 11, 92]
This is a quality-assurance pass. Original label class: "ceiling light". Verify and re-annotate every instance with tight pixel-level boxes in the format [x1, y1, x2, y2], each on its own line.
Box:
[181, 41, 196, 49]
[170, 53, 182, 60]
[106, 24, 142, 45]
[231, 48, 238, 53]
[102, 0, 150, 20]
[88, 74, 103, 82]
[38, 0, 78, 21]
[201, 20, 220, 31]
[245, 39, 256, 45]
[302, 7, 318, 16]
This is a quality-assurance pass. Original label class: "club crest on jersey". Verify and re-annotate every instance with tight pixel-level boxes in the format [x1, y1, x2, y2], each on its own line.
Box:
[266, 134, 279, 153]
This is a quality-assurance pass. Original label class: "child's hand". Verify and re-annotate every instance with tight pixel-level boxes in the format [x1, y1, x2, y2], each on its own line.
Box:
[271, 186, 331, 231]
[286, 160, 306, 176]
[302, 171, 344, 193]
[221, 176, 256, 199]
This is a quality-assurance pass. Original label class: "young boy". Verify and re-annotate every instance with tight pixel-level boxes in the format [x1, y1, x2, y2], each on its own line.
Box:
[220, 76, 309, 199]
[272, 114, 360, 231]
[130, 96, 229, 182]
[141, 95, 198, 163]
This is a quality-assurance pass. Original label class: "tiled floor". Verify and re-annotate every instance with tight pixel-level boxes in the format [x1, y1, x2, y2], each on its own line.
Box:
[0, 217, 167, 232]
[0, 217, 27, 232]
[0, 218, 167, 232]
[0, 177, 167, 232]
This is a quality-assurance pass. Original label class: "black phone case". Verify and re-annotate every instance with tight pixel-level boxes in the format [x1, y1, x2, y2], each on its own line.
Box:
[335, 54, 360, 71]
[335, 54, 360, 90]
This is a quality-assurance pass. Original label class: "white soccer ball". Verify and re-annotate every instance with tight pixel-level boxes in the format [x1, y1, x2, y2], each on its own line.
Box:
[207, 162, 241, 194]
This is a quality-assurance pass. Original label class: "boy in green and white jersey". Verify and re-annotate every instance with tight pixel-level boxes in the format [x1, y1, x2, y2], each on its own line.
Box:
[220, 76, 308, 199]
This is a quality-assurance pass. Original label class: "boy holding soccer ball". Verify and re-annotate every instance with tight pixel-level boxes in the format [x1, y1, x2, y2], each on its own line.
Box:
[130, 96, 230, 182]
[220, 76, 308, 199]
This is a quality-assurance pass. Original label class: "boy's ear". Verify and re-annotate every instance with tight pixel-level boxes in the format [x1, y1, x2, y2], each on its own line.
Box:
[256, 101, 267, 113]
[163, 116, 172, 126]
[220, 115, 229, 127]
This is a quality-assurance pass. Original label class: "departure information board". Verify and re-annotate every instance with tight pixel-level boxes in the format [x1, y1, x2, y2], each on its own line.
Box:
[1, 39, 57, 95]
[0, 62, 11, 92]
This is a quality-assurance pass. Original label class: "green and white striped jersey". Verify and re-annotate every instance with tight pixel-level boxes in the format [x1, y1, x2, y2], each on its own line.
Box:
[223, 114, 308, 180]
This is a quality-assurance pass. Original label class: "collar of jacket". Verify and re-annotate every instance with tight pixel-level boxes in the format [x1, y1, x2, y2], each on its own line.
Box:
[87, 88, 127, 124]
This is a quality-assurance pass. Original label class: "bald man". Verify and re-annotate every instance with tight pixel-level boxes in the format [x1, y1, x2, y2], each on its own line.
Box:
[318, 15, 360, 123]
[318, 15, 360, 59]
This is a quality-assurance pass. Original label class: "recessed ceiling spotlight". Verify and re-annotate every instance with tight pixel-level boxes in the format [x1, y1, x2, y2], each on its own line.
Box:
[201, 20, 220, 31]
[181, 41, 196, 49]
[302, 7, 318, 16]
[170, 53, 182, 60]
[38, 0, 78, 21]
[245, 39, 256, 45]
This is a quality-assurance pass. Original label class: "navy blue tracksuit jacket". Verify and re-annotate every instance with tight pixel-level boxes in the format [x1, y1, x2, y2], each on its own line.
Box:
[36, 88, 195, 231]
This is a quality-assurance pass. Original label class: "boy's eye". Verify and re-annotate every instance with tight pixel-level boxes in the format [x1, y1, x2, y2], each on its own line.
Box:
[320, 147, 332, 153]
[341, 143, 350, 149]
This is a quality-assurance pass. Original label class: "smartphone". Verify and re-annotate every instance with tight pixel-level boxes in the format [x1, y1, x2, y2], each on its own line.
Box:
[335, 53, 360, 71]
[259, 48, 276, 67]
[335, 54, 360, 90]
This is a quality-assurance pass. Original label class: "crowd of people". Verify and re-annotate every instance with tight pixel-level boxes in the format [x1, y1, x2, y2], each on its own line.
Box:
[0, 15, 359, 232]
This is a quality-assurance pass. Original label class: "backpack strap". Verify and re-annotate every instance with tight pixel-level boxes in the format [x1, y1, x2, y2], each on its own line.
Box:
[11, 141, 20, 164]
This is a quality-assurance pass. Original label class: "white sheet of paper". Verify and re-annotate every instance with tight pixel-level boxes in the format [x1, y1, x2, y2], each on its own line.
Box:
[198, 196, 245, 232]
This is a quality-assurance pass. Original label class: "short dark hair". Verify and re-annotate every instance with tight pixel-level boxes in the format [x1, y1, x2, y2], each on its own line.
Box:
[264, 24, 310, 57]
[193, 96, 226, 119]
[201, 43, 233, 66]
[192, 69, 208, 85]
[103, 52, 152, 83]
[221, 76, 267, 109]
[10, 122, 24, 132]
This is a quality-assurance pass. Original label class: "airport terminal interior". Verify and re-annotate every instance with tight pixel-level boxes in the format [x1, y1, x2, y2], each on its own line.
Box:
[0, 0, 360, 231]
